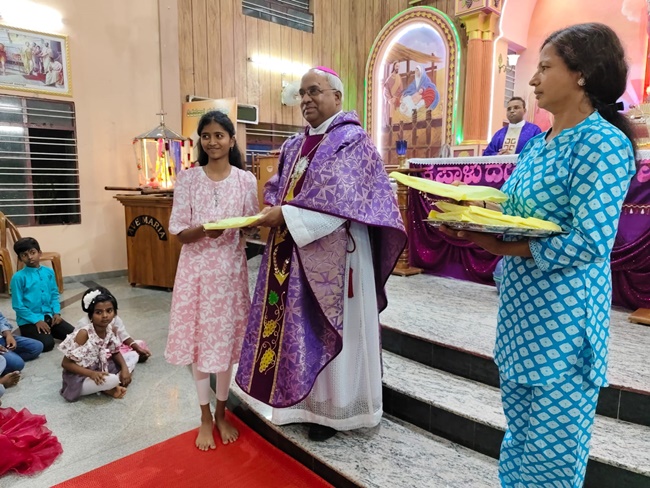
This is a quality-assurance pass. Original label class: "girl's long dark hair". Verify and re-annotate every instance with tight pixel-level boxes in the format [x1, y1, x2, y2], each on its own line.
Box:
[543, 23, 637, 158]
[196, 111, 243, 169]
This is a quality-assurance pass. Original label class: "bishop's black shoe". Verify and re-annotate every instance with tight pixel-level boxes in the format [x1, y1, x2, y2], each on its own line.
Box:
[308, 424, 338, 442]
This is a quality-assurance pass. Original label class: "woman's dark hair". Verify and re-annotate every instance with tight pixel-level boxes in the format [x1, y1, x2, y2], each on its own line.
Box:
[543, 23, 637, 157]
[82, 287, 118, 318]
[196, 111, 243, 169]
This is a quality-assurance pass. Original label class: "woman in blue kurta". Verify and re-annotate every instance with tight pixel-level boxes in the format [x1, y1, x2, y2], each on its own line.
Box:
[442, 24, 637, 487]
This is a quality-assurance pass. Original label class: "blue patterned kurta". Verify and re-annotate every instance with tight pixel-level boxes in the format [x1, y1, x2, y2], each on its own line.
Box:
[497, 111, 636, 387]
[495, 112, 636, 488]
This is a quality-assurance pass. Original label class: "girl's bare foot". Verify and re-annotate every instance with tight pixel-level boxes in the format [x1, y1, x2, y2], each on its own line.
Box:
[196, 417, 216, 451]
[104, 386, 127, 399]
[0, 371, 20, 388]
[215, 415, 239, 444]
[214, 399, 239, 444]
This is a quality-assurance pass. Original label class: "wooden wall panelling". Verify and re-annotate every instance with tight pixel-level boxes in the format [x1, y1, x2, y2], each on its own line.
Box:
[417, 0, 454, 15]
[331, 0, 341, 82]
[362, 0, 372, 119]
[245, 16, 260, 110]
[322, 0, 333, 70]
[269, 22, 283, 123]
[178, 0, 421, 123]
[280, 25, 293, 125]
[358, 0, 371, 120]
[294, 31, 316, 126]
[257, 19, 272, 124]
[220, 0, 236, 99]
[348, 1, 360, 117]
[178, 0, 194, 102]
[291, 27, 303, 126]
[206, 0, 222, 99]
[339, 0, 350, 112]
[306, 0, 318, 66]
[191, 0, 209, 97]
[234, 0, 248, 105]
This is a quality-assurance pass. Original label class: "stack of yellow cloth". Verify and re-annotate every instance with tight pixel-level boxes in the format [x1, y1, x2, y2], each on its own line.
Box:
[388, 171, 508, 203]
[429, 202, 562, 232]
[203, 214, 261, 230]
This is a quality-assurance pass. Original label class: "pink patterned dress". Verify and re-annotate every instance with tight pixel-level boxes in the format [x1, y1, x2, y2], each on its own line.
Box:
[165, 166, 259, 373]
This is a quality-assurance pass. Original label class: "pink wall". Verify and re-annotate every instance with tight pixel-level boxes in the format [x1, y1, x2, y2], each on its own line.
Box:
[0, 0, 182, 277]
[500, 0, 537, 50]
[510, 0, 647, 130]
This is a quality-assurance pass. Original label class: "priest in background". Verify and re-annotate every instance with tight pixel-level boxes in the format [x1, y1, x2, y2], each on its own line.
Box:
[483, 97, 541, 156]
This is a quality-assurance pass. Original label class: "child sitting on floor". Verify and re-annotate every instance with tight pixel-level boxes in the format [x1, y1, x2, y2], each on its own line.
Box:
[59, 290, 138, 401]
[1, 309, 44, 376]
[10, 237, 74, 352]
[77, 287, 151, 363]
[0, 355, 19, 404]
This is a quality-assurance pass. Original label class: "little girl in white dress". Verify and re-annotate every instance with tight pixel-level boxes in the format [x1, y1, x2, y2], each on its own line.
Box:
[59, 290, 138, 401]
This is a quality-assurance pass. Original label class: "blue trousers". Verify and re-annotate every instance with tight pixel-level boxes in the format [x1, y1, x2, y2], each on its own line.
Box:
[0, 356, 5, 397]
[0, 335, 44, 374]
[499, 357, 599, 488]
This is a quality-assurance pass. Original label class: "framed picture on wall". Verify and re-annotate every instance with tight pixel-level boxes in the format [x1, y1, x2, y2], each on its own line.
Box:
[0, 25, 71, 96]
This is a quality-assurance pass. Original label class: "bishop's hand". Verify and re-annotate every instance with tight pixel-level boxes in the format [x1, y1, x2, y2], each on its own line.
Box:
[253, 206, 285, 228]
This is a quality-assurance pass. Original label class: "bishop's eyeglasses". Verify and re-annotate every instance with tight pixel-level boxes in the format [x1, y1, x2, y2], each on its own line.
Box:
[299, 86, 338, 98]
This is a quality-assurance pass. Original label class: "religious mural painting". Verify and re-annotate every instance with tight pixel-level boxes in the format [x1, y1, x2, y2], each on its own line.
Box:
[366, 7, 460, 166]
[0, 25, 71, 96]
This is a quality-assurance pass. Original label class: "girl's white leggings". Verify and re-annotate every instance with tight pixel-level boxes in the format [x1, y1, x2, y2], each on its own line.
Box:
[192, 363, 233, 405]
[79, 351, 139, 396]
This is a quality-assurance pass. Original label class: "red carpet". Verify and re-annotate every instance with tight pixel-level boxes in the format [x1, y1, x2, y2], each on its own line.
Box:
[54, 412, 332, 488]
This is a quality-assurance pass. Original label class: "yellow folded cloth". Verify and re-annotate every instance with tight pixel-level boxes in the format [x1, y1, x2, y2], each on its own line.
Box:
[203, 215, 261, 230]
[389, 171, 508, 203]
[430, 202, 562, 232]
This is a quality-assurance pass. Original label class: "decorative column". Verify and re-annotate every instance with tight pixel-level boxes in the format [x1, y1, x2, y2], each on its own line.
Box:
[455, 0, 502, 144]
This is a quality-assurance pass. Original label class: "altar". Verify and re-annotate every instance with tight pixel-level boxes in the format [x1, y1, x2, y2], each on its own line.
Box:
[405, 151, 650, 310]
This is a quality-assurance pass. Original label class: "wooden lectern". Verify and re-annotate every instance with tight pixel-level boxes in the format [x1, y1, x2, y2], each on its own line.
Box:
[114, 194, 182, 289]
[391, 166, 426, 277]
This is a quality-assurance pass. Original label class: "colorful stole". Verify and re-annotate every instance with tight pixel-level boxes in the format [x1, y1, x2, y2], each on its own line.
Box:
[502, 124, 524, 154]
[247, 133, 325, 402]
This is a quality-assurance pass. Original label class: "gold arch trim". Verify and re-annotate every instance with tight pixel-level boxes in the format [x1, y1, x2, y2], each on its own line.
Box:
[366, 7, 459, 145]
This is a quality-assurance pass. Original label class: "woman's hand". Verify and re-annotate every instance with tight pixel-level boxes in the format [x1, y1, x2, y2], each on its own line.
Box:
[439, 225, 503, 254]
[203, 228, 224, 239]
[439, 225, 532, 257]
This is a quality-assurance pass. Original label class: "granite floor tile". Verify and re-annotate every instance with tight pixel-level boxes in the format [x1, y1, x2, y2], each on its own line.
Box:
[381, 273, 650, 395]
[0, 278, 196, 488]
[230, 384, 499, 488]
[619, 390, 650, 426]
[382, 350, 650, 478]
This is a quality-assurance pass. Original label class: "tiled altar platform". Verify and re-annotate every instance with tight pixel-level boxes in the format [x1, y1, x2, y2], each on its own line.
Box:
[231, 258, 650, 488]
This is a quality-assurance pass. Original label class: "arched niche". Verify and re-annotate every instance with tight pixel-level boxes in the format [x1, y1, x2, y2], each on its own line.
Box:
[365, 7, 461, 166]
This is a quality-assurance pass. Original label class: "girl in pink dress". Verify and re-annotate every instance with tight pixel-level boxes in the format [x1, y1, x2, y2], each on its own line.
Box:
[165, 111, 259, 451]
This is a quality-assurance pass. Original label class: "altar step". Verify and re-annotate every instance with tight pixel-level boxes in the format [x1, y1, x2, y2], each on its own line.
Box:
[382, 350, 650, 488]
[228, 383, 499, 488]
[381, 273, 650, 429]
